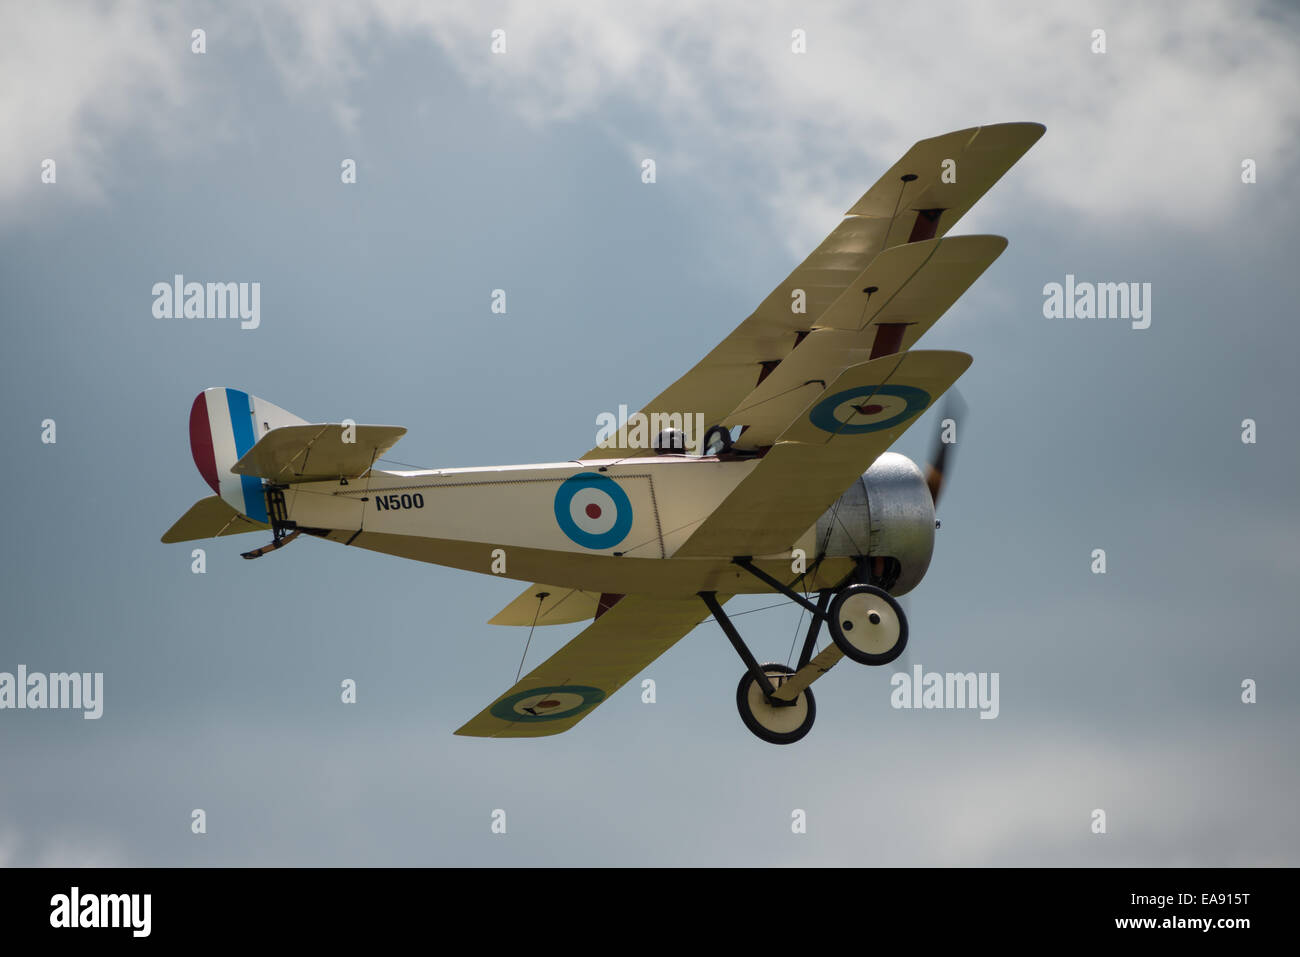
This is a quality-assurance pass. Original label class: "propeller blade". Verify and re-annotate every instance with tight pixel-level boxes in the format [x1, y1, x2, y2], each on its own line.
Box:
[924, 388, 967, 508]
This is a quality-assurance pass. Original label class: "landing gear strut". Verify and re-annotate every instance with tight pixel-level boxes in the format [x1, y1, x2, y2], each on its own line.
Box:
[701, 556, 909, 744]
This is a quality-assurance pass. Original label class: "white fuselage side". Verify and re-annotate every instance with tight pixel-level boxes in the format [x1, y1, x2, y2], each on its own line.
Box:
[281, 455, 849, 596]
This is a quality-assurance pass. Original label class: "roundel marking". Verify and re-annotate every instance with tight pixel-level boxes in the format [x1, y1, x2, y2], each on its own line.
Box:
[554, 473, 633, 549]
[808, 384, 931, 434]
[490, 685, 606, 723]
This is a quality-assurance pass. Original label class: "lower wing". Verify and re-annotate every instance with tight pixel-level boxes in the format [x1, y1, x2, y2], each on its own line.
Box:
[455, 594, 726, 738]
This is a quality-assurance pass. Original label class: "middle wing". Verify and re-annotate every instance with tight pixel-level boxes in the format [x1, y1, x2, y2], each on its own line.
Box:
[456, 594, 722, 737]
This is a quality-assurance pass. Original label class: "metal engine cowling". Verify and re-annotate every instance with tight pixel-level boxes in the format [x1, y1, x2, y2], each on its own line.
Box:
[814, 452, 936, 595]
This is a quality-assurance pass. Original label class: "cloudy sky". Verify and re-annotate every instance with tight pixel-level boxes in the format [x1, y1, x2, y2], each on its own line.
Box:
[1, 0, 1298, 866]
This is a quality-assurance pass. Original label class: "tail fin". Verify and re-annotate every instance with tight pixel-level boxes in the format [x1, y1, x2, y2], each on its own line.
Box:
[189, 388, 307, 522]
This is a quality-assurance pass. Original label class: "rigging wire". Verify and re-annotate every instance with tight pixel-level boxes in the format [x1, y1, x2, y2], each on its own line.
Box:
[514, 593, 548, 683]
[700, 597, 799, 625]
[784, 572, 810, 668]
[377, 457, 434, 471]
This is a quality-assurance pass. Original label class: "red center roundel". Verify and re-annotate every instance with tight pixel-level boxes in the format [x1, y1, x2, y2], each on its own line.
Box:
[832, 393, 909, 427]
[554, 473, 634, 550]
[569, 486, 619, 537]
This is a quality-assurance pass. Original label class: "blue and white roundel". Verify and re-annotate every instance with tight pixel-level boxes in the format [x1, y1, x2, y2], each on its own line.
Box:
[808, 384, 931, 435]
[554, 473, 633, 549]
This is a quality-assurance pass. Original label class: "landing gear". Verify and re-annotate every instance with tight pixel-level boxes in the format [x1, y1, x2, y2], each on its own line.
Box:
[701, 556, 911, 744]
[827, 584, 908, 665]
[735, 663, 815, 745]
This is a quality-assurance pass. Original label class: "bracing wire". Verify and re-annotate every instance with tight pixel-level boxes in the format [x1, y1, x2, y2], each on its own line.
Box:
[514, 593, 548, 683]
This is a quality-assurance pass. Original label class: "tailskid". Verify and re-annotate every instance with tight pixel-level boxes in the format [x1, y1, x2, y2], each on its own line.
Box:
[241, 486, 299, 560]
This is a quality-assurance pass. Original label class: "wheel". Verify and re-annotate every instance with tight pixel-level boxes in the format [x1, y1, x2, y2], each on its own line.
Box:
[735, 663, 815, 744]
[827, 583, 908, 665]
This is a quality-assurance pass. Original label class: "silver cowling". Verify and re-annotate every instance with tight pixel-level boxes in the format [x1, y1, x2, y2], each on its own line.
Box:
[814, 452, 936, 595]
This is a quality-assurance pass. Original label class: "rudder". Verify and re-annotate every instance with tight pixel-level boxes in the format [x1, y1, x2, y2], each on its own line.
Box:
[189, 388, 307, 523]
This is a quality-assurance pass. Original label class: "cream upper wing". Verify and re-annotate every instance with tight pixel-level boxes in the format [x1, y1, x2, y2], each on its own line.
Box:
[579, 122, 1043, 459]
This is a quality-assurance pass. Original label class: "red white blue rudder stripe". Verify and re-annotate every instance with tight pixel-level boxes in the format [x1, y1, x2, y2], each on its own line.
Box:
[189, 388, 307, 524]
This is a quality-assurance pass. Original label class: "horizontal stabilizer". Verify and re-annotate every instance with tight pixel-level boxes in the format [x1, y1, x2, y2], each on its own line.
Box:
[232, 424, 406, 483]
[161, 496, 269, 543]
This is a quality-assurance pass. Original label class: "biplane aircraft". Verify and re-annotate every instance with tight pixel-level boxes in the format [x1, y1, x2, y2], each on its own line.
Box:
[164, 122, 1044, 744]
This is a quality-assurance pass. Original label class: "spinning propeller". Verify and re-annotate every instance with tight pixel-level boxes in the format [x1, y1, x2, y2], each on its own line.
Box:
[923, 387, 968, 510]
[891, 387, 968, 674]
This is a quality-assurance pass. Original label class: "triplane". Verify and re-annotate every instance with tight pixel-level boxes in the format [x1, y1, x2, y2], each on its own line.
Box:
[164, 123, 1044, 744]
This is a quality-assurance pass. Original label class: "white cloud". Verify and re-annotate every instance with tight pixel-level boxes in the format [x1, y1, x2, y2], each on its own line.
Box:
[3, 0, 1297, 249]
[0, 824, 130, 867]
[4, 719, 1294, 865]
[253, 0, 1300, 249]
[0, 1, 192, 217]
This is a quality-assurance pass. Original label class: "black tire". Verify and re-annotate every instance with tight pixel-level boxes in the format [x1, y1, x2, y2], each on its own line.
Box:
[735, 662, 816, 745]
[827, 583, 908, 665]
